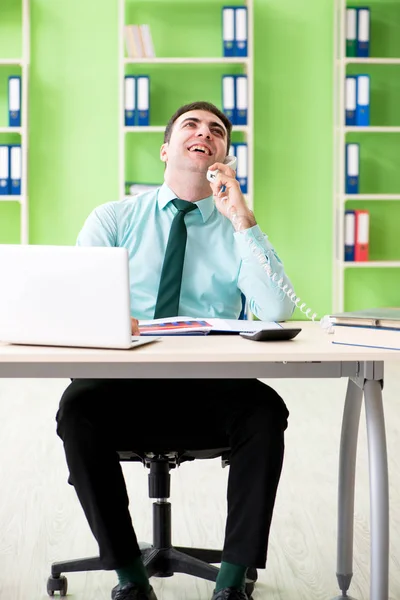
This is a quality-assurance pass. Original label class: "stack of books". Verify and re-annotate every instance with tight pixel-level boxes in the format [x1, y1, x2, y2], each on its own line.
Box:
[328, 307, 400, 351]
[329, 307, 400, 330]
[124, 24, 155, 58]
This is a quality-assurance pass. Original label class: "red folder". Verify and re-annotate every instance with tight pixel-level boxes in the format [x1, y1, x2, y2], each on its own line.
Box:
[354, 209, 369, 261]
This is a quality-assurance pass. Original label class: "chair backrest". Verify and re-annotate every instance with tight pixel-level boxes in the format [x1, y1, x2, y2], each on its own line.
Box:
[239, 293, 247, 320]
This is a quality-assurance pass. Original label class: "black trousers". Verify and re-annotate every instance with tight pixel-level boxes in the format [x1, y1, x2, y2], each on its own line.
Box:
[56, 378, 289, 570]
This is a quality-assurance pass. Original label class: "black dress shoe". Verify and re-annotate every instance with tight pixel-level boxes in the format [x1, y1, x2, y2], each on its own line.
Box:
[211, 588, 249, 600]
[111, 582, 158, 600]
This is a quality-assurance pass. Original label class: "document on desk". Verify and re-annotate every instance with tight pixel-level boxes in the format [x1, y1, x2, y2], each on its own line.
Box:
[139, 317, 283, 336]
[332, 325, 400, 351]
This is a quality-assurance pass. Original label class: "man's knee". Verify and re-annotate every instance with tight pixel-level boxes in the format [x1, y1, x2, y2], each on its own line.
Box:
[251, 381, 289, 427]
[56, 379, 105, 436]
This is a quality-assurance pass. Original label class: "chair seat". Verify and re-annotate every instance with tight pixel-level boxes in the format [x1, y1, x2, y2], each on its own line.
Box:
[117, 447, 231, 468]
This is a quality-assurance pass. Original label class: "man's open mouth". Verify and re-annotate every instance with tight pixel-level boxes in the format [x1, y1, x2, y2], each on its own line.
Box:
[188, 145, 212, 156]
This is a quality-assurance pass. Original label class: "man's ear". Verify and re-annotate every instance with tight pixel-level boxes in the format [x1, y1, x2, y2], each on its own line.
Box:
[160, 143, 168, 163]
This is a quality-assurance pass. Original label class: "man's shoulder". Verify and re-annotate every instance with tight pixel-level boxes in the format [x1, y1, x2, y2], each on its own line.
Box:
[119, 188, 160, 209]
[96, 189, 160, 220]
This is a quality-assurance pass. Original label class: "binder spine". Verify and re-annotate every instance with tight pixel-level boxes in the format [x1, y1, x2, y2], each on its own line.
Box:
[345, 142, 359, 194]
[235, 142, 248, 193]
[10, 144, 21, 195]
[354, 209, 369, 261]
[124, 75, 136, 126]
[235, 75, 247, 125]
[8, 76, 21, 127]
[346, 8, 357, 57]
[357, 7, 370, 58]
[0, 145, 10, 195]
[222, 75, 236, 124]
[234, 7, 248, 57]
[222, 7, 235, 57]
[344, 210, 356, 261]
[356, 74, 370, 126]
[345, 76, 357, 126]
[136, 75, 150, 126]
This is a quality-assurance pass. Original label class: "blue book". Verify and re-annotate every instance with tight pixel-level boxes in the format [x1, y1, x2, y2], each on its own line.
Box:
[0, 145, 10, 195]
[345, 76, 357, 126]
[357, 7, 370, 57]
[222, 75, 236, 124]
[124, 76, 136, 126]
[136, 75, 150, 126]
[345, 143, 359, 194]
[9, 144, 21, 195]
[235, 75, 247, 125]
[344, 210, 356, 261]
[356, 74, 370, 126]
[234, 7, 248, 57]
[8, 76, 21, 127]
[222, 6, 235, 57]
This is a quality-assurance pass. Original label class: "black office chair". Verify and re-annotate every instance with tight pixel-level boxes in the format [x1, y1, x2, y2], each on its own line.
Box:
[46, 448, 258, 598]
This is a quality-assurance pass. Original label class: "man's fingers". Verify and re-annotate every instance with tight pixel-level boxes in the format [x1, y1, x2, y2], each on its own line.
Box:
[208, 163, 236, 179]
[131, 317, 140, 335]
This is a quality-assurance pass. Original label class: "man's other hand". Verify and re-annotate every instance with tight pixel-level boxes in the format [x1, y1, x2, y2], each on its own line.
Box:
[131, 317, 140, 336]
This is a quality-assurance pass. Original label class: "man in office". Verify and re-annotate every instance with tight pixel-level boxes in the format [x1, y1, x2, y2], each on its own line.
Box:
[56, 101, 295, 600]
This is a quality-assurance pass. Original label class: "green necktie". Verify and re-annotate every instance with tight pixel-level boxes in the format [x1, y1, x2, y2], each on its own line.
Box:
[154, 199, 198, 319]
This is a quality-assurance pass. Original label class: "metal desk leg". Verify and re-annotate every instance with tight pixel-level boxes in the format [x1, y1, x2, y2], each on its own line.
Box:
[364, 379, 389, 600]
[333, 378, 363, 600]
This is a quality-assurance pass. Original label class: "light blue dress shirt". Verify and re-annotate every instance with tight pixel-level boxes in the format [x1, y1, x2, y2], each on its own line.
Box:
[76, 183, 295, 322]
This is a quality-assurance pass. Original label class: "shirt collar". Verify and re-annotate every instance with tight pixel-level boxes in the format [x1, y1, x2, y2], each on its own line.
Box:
[157, 182, 215, 223]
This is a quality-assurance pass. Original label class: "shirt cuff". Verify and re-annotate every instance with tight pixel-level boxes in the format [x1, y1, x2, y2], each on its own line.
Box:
[234, 225, 272, 262]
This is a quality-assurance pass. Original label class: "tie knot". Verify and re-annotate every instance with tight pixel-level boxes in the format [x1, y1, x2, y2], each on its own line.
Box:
[172, 199, 198, 214]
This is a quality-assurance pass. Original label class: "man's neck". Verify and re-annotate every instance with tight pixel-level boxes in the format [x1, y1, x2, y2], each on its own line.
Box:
[164, 173, 212, 202]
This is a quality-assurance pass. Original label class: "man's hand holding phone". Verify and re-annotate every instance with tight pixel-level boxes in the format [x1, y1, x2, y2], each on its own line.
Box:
[207, 158, 256, 232]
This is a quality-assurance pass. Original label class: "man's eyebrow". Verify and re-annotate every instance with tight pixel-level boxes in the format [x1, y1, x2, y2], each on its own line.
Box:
[180, 117, 226, 135]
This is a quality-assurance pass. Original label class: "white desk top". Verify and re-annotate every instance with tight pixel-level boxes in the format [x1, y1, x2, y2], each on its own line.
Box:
[0, 322, 398, 380]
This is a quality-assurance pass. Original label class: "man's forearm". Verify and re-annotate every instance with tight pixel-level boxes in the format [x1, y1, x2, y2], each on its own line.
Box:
[230, 209, 257, 232]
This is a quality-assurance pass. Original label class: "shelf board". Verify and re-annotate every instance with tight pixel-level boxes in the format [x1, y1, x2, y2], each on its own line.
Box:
[344, 57, 400, 65]
[345, 126, 400, 132]
[0, 195, 24, 203]
[124, 57, 249, 65]
[342, 194, 400, 201]
[340, 260, 400, 268]
[124, 125, 249, 133]
[0, 58, 23, 66]
[0, 127, 23, 134]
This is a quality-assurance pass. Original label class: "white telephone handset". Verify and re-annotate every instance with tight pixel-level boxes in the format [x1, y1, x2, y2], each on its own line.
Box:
[206, 155, 237, 183]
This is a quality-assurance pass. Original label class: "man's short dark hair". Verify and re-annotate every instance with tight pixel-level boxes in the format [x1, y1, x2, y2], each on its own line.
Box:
[164, 101, 232, 154]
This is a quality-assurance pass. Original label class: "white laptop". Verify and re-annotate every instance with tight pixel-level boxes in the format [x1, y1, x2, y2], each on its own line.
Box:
[0, 244, 160, 350]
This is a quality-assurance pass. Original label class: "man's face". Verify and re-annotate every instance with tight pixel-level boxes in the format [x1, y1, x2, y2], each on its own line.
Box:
[160, 110, 228, 175]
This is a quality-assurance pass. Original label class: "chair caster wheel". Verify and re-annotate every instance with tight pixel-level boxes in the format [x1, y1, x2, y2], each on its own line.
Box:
[47, 575, 68, 597]
[245, 567, 257, 597]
